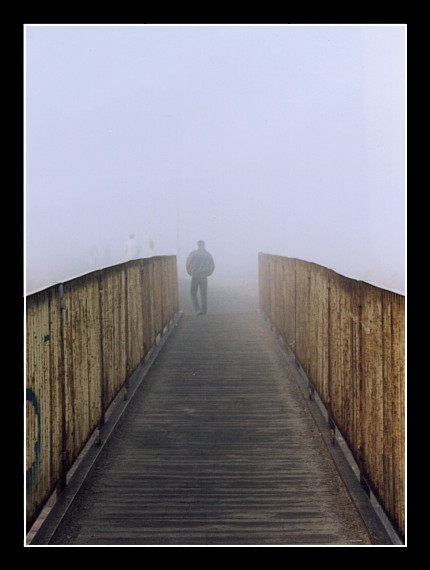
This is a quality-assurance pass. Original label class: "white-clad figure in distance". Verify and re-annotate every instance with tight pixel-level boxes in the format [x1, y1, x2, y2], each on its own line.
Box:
[124, 234, 141, 261]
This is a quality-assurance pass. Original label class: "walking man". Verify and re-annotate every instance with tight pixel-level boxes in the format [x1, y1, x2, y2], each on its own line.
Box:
[186, 240, 215, 315]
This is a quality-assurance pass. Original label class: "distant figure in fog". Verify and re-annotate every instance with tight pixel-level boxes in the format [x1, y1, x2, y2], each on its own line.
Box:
[186, 240, 215, 315]
[124, 234, 141, 261]
[148, 239, 156, 256]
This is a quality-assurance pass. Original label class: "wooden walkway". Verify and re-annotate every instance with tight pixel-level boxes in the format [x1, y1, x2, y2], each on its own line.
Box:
[44, 283, 383, 545]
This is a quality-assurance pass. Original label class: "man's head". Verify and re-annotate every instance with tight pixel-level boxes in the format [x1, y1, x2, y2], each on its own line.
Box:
[197, 240, 205, 249]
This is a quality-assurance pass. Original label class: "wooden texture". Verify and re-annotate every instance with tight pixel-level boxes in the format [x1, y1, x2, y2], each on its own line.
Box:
[26, 286, 63, 527]
[26, 256, 179, 529]
[258, 253, 405, 541]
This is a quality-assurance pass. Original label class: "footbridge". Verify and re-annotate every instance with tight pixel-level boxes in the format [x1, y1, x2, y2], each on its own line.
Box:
[25, 254, 405, 546]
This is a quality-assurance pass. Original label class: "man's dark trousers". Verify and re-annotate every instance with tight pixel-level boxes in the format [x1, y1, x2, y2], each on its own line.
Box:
[190, 275, 208, 314]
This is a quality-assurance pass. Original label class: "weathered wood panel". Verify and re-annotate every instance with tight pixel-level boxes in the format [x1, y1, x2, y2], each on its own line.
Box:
[26, 286, 63, 526]
[126, 261, 146, 374]
[152, 258, 163, 338]
[258, 253, 405, 541]
[328, 271, 361, 456]
[62, 273, 103, 467]
[309, 263, 330, 403]
[26, 256, 179, 530]
[100, 265, 127, 408]
[295, 260, 311, 378]
[283, 257, 296, 351]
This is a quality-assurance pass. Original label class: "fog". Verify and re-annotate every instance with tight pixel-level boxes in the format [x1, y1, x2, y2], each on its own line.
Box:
[25, 24, 406, 296]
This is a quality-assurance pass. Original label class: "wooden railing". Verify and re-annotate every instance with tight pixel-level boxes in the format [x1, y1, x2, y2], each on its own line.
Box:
[258, 253, 405, 541]
[26, 256, 179, 530]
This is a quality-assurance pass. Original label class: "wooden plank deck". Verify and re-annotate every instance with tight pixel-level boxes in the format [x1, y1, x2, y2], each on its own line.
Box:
[46, 282, 377, 545]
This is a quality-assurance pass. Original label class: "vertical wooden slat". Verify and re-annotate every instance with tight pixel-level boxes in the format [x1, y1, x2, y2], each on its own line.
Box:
[309, 264, 329, 402]
[101, 264, 127, 407]
[282, 258, 296, 352]
[359, 283, 384, 501]
[294, 260, 311, 377]
[328, 272, 361, 454]
[153, 259, 162, 340]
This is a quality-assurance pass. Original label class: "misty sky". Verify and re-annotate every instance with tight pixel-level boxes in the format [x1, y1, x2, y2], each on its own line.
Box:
[25, 24, 406, 294]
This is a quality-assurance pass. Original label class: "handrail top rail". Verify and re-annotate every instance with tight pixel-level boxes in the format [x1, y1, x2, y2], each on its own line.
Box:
[25, 255, 177, 298]
[258, 252, 405, 297]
